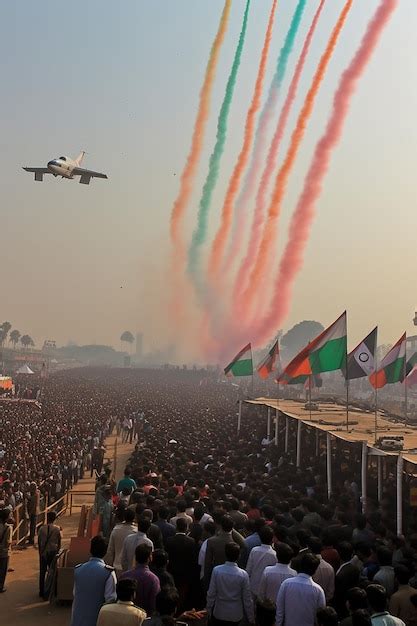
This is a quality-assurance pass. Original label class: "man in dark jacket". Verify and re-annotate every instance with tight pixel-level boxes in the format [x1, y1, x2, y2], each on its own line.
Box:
[165, 518, 197, 611]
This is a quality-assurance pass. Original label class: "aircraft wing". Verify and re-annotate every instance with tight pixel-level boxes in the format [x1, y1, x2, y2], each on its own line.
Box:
[23, 167, 51, 182]
[72, 167, 108, 184]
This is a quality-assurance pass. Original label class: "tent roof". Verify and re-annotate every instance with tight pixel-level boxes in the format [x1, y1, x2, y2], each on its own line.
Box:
[16, 364, 34, 374]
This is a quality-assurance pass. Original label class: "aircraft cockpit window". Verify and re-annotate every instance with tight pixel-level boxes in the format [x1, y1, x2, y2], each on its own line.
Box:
[59, 157, 66, 161]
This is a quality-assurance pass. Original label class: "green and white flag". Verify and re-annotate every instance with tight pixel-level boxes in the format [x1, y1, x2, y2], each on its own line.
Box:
[224, 343, 253, 377]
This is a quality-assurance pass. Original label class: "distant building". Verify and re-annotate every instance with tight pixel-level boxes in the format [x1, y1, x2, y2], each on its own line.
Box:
[135, 333, 143, 358]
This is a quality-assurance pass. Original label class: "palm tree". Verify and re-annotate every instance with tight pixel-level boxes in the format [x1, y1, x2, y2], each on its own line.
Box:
[20, 335, 35, 350]
[0, 321, 12, 347]
[120, 331, 134, 353]
[9, 330, 21, 349]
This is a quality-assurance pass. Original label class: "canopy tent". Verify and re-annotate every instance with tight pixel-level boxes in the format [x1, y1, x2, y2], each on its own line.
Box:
[16, 364, 34, 375]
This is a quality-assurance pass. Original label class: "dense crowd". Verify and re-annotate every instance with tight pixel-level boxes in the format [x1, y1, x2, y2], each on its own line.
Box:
[2, 368, 417, 625]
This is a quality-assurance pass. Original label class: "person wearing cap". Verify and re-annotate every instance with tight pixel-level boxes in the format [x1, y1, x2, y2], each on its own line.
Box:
[71, 536, 117, 626]
[97, 578, 147, 626]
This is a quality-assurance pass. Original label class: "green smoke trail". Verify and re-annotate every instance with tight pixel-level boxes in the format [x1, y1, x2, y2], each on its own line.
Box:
[187, 0, 251, 281]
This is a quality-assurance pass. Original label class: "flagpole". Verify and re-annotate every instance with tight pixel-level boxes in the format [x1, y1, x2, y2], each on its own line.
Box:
[309, 374, 312, 421]
[374, 355, 378, 445]
[405, 338, 408, 424]
[346, 341, 349, 432]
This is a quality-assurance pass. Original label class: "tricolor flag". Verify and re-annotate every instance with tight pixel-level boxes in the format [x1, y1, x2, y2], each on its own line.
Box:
[257, 339, 280, 380]
[369, 333, 406, 389]
[285, 373, 323, 388]
[224, 343, 253, 378]
[279, 312, 347, 383]
[344, 327, 377, 380]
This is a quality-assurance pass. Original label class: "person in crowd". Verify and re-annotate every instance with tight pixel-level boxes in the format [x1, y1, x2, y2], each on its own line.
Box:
[374, 547, 396, 598]
[117, 468, 137, 495]
[367, 583, 406, 625]
[27, 481, 40, 545]
[334, 542, 361, 618]
[150, 549, 176, 590]
[204, 515, 244, 582]
[239, 518, 265, 568]
[198, 521, 216, 580]
[246, 525, 277, 598]
[351, 610, 372, 626]
[121, 543, 161, 615]
[206, 542, 254, 626]
[155, 506, 176, 547]
[170, 500, 193, 529]
[0, 508, 12, 593]
[121, 517, 154, 572]
[340, 587, 369, 626]
[258, 542, 296, 606]
[275, 552, 325, 626]
[165, 517, 197, 610]
[307, 536, 335, 603]
[97, 578, 147, 626]
[144, 587, 180, 626]
[316, 606, 339, 626]
[106, 507, 137, 577]
[37, 510, 62, 598]
[389, 565, 417, 625]
[71, 536, 117, 626]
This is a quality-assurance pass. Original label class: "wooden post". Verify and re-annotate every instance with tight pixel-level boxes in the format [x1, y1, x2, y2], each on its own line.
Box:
[285, 416, 289, 453]
[237, 401, 242, 433]
[296, 421, 302, 468]
[397, 454, 403, 536]
[267, 407, 271, 440]
[275, 408, 278, 446]
[361, 441, 368, 515]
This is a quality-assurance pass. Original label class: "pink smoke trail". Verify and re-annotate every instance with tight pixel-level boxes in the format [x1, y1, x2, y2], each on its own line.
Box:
[231, 0, 325, 300]
[251, 0, 397, 348]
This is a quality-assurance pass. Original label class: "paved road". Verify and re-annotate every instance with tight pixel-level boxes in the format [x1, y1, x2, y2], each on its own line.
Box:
[4, 432, 135, 626]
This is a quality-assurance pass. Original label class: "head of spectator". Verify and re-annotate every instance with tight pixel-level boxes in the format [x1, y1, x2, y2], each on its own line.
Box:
[193, 505, 205, 522]
[135, 543, 152, 567]
[203, 520, 216, 540]
[377, 546, 393, 567]
[346, 587, 368, 614]
[316, 607, 338, 626]
[338, 541, 354, 564]
[137, 517, 151, 535]
[176, 500, 187, 514]
[46, 511, 57, 524]
[367, 584, 388, 614]
[298, 552, 320, 577]
[351, 610, 372, 626]
[114, 507, 126, 524]
[296, 529, 311, 550]
[394, 564, 411, 586]
[176, 518, 188, 534]
[225, 542, 240, 563]
[355, 513, 367, 530]
[158, 506, 170, 521]
[306, 536, 322, 555]
[276, 543, 293, 565]
[116, 578, 137, 602]
[0, 509, 11, 524]
[155, 587, 179, 617]
[90, 535, 108, 559]
[221, 515, 234, 533]
[259, 524, 274, 546]
[152, 549, 169, 570]
[125, 508, 135, 525]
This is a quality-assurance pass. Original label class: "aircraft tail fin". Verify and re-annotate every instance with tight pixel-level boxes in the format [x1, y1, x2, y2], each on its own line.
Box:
[75, 150, 86, 166]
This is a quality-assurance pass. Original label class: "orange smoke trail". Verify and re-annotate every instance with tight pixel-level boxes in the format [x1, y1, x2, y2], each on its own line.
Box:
[207, 0, 279, 282]
[169, 0, 232, 263]
[237, 0, 353, 319]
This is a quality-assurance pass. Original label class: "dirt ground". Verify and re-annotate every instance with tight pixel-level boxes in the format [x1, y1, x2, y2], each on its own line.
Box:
[3, 432, 136, 626]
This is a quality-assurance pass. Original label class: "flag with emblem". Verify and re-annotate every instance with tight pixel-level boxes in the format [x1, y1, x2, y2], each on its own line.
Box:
[344, 327, 377, 380]
[369, 333, 406, 389]
[257, 339, 280, 380]
[224, 343, 253, 377]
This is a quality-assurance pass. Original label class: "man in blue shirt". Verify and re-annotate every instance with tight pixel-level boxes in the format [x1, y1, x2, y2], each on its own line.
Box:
[117, 467, 137, 494]
[207, 542, 254, 626]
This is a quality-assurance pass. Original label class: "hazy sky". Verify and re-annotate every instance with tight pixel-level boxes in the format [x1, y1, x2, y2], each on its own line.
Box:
[2, 1, 416, 358]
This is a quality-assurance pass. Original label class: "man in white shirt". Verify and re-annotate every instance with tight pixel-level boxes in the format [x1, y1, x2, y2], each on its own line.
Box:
[275, 552, 325, 626]
[106, 508, 137, 576]
[170, 501, 193, 529]
[207, 543, 254, 626]
[246, 526, 277, 597]
[121, 517, 154, 572]
[258, 543, 296, 605]
[307, 537, 335, 602]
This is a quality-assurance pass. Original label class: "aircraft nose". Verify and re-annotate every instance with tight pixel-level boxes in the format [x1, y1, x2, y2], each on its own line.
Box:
[48, 160, 55, 167]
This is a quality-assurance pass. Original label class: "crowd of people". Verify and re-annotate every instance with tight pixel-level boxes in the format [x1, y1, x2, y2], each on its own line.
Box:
[2, 368, 417, 625]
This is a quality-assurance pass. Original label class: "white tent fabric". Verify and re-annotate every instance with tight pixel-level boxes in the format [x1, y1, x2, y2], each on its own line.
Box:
[16, 364, 34, 374]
